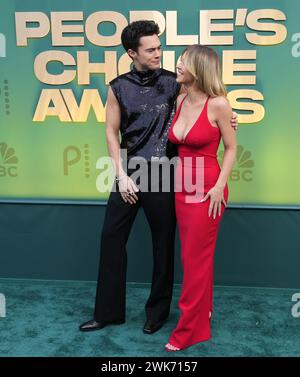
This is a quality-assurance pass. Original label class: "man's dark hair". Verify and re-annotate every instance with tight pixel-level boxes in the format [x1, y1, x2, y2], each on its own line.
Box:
[121, 20, 160, 52]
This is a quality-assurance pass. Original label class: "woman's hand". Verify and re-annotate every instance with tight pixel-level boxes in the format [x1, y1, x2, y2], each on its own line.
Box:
[200, 186, 227, 219]
[118, 175, 139, 204]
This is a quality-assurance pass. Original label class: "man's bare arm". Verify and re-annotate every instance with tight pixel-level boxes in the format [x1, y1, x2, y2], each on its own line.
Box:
[105, 87, 125, 177]
[105, 86, 139, 204]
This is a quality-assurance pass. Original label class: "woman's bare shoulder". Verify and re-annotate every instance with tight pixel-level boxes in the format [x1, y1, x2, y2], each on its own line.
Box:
[209, 96, 231, 111]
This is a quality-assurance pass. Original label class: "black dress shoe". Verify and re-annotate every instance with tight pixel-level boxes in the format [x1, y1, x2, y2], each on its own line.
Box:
[79, 319, 125, 332]
[143, 319, 166, 334]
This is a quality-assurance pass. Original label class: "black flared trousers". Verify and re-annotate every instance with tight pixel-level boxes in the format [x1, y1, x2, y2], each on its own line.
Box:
[94, 164, 176, 323]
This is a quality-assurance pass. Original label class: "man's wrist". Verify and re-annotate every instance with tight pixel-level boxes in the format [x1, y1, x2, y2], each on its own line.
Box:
[115, 173, 127, 182]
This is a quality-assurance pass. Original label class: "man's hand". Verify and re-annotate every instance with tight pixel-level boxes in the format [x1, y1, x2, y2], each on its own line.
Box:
[118, 175, 139, 204]
[230, 111, 238, 131]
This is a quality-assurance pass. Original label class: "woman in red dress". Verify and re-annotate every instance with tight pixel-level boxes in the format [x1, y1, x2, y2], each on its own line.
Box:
[166, 45, 237, 351]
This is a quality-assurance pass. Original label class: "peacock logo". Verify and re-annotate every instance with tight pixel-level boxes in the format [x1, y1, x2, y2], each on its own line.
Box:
[0, 142, 18, 177]
[218, 145, 254, 182]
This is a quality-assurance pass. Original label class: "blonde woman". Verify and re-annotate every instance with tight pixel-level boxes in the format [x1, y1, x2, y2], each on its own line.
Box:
[166, 45, 237, 351]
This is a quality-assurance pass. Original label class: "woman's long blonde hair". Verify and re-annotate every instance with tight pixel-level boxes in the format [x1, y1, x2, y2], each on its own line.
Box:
[181, 45, 227, 97]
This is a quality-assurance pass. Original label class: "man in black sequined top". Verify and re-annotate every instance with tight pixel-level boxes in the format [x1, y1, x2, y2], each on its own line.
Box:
[109, 64, 180, 161]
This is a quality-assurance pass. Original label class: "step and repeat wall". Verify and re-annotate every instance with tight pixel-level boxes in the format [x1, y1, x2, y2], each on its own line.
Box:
[0, 0, 299, 207]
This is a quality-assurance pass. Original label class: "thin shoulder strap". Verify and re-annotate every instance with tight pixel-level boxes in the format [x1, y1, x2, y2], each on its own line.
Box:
[177, 94, 188, 111]
[203, 95, 210, 114]
[204, 95, 210, 107]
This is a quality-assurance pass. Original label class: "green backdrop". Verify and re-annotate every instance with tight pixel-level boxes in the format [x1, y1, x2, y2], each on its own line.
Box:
[0, 0, 299, 207]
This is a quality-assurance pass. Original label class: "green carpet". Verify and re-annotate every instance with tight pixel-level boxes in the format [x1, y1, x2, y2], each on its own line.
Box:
[0, 279, 299, 357]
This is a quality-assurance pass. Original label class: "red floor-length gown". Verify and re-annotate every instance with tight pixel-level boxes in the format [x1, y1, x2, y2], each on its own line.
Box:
[167, 94, 229, 349]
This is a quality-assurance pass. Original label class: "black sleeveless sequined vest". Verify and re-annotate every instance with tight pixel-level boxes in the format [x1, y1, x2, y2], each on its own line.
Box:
[109, 66, 180, 161]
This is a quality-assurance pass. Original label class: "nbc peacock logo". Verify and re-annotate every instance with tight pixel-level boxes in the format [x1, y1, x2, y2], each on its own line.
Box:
[218, 145, 254, 182]
[0, 142, 18, 177]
